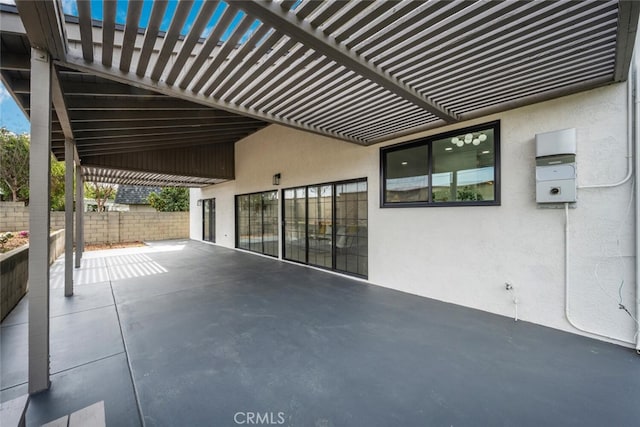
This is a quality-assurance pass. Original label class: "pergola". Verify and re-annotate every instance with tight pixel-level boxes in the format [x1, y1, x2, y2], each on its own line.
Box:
[0, 0, 638, 394]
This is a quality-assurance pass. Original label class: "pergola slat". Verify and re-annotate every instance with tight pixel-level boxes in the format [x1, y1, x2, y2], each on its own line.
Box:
[165, 0, 219, 85]
[202, 24, 272, 98]
[214, 30, 289, 100]
[235, 0, 458, 122]
[178, 3, 240, 90]
[118, 0, 143, 72]
[150, 0, 194, 81]
[222, 37, 298, 104]
[76, 0, 93, 62]
[136, 0, 169, 77]
[101, 0, 116, 67]
[192, 13, 256, 94]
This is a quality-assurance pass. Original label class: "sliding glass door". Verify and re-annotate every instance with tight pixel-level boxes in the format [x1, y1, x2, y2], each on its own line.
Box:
[236, 190, 279, 257]
[202, 198, 215, 243]
[283, 188, 306, 263]
[308, 185, 333, 269]
[282, 178, 368, 278]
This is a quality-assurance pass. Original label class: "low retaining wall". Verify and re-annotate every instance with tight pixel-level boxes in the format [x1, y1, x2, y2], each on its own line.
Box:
[0, 202, 189, 244]
[0, 229, 65, 321]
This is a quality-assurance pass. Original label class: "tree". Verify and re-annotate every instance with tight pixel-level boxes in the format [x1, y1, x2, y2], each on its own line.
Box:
[50, 157, 66, 211]
[84, 182, 116, 212]
[0, 128, 29, 201]
[148, 187, 189, 212]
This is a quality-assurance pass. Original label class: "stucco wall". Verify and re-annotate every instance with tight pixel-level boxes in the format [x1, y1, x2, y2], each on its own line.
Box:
[190, 83, 636, 347]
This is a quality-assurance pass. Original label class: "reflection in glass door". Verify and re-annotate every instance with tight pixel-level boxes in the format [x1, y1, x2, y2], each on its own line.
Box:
[203, 198, 215, 243]
[308, 185, 333, 269]
[235, 191, 279, 257]
[283, 188, 306, 263]
[282, 179, 367, 278]
[335, 181, 368, 277]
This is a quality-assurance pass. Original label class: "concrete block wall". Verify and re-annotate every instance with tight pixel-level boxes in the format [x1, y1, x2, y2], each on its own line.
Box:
[0, 202, 30, 231]
[1, 229, 65, 321]
[0, 203, 189, 244]
[0, 202, 65, 231]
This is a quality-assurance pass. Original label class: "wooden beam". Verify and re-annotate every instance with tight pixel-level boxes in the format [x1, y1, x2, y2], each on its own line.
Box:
[65, 97, 215, 110]
[15, 0, 67, 59]
[72, 117, 263, 132]
[66, 109, 249, 122]
[73, 125, 262, 141]
[51, 67, 74, 140]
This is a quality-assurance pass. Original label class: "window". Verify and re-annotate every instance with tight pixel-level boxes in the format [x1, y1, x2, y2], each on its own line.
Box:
[283, 178, 368, 278]
[381, 121, 500, 207]
[235, 190, 279, 257]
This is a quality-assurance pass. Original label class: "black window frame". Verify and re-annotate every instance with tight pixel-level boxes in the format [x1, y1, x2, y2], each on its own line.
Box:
[281, 177, 368, 279]
[234, 189, 279, 258]
[380, 120, 501, 208]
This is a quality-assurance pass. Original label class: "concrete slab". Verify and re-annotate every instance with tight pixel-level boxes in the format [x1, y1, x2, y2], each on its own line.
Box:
[1, 304, 123, 391]
[27, 354, 139, 427]
[2, 240, 639, 426]
[112, 241, 640, 427]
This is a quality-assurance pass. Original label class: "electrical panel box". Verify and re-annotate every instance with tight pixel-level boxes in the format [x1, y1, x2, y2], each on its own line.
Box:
[535, 128, 577, 203]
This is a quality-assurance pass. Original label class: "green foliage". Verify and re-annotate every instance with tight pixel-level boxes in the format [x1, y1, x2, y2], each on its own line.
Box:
[0, 129, 69, 209]
[84, 182, 117, 212]
[50, 157, 66, 211]
[148, 187, 190, 212]
[457, 186, 483, 201]
[0, 128, 30, 201]
[0, 232, 14, 251]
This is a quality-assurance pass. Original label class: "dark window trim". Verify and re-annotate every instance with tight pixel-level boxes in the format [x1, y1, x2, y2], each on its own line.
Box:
[380, 120, 501, 208]
[235, 189, 279, 258]
[281, 177, 368, 279]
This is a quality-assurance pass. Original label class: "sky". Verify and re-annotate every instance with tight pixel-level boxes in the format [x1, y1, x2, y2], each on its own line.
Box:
[0, 0, 264, 135]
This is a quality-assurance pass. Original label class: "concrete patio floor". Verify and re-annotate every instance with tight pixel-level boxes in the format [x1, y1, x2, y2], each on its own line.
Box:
[1, 240, 639, 426]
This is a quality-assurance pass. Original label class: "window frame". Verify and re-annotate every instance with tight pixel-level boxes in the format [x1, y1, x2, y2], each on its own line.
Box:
[380, 121, 501, 208]
[234, 189, 279, 258]
[281, 177, 368, 279]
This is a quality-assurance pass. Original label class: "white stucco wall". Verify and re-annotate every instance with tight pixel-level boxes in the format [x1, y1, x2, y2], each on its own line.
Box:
[190, 83, 636, 347]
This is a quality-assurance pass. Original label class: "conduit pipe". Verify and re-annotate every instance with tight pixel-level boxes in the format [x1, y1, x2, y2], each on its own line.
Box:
[577, 70, 633, 189]
[564, 65, 640, 348]
[634, 60, 640, 353]
[564, 203, 634, 345]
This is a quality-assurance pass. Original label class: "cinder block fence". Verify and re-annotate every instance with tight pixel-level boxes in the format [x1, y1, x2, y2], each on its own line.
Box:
[0, 202, 189, 244]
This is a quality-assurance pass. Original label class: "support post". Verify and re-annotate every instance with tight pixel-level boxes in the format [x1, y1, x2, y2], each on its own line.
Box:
[28, 47, 52, 394]
[64, 139, 74, 296]
[75, 164, 84, 268]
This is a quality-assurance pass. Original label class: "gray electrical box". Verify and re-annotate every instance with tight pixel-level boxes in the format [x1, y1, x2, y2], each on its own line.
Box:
[535, 128, 577, 203]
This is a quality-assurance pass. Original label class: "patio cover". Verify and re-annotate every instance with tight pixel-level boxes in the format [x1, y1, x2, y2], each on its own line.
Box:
[0, 0, 638, 185]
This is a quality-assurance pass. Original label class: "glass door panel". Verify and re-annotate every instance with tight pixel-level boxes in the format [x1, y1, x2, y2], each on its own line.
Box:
[203, 198, 215, 242]
[284, 188, 307, 263]
[262, 191, 279, 257]
[308, 185, 333, 269]
[236, 195, 250, 250]
[335, 181, 368, 277]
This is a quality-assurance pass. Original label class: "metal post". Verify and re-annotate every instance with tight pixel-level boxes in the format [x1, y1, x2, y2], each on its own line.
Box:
[75, 165, 84, 267]
[28, 48, 52, 394]
[64, 140, 74, 296]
